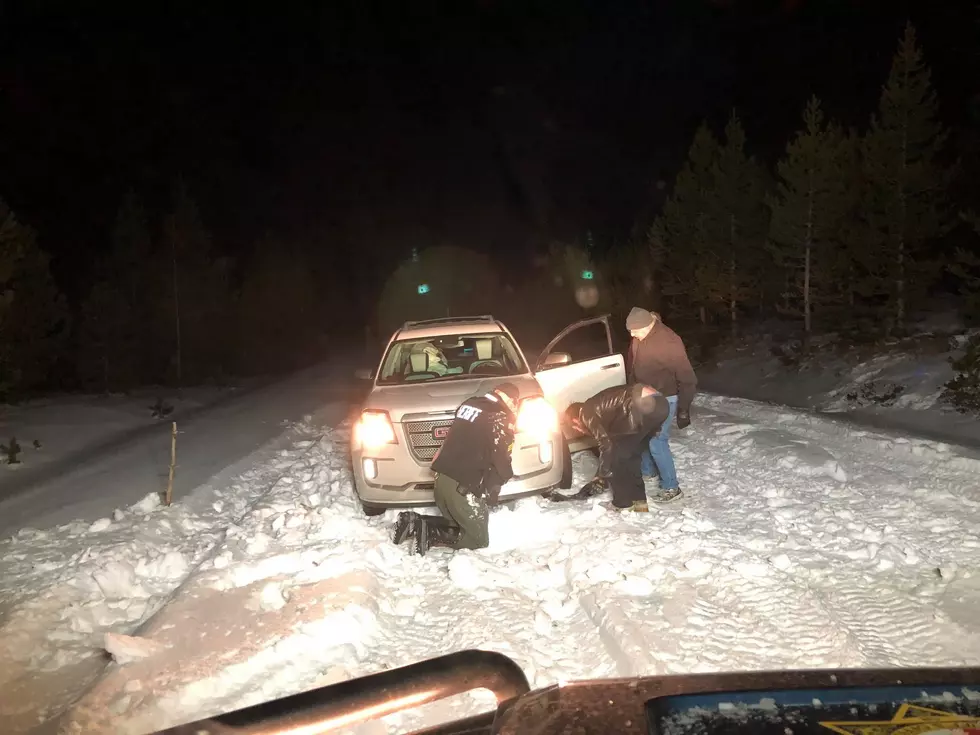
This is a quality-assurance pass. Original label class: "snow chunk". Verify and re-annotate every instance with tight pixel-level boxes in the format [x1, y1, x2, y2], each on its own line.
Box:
[132, 492, 162, 514]
[683, 559, 713, 578]
[257, 581, 289, 612]
[104, 632, 169, 665]
[135, 551, 189, 582]
[88, 517, 112, 533]
[613, 576, 656, 597]
[770, 554, 793, 571]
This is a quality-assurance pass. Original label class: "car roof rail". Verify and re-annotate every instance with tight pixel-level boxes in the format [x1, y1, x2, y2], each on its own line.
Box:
[401, 315, 497, 329]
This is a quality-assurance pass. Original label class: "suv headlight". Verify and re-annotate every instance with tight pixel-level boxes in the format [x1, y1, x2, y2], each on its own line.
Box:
[354, 410, 397, 450]
[516, 396, 559, 439]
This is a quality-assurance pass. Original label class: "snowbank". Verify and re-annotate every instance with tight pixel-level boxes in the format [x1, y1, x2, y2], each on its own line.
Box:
[27, 396, 980, 735]
[0, 416, 322, 734]
[698, 328, 980, 447]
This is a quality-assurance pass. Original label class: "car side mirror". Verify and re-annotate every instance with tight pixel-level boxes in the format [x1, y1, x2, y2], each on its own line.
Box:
[539, 352, 571, 368]
[355, 368, 374, 381]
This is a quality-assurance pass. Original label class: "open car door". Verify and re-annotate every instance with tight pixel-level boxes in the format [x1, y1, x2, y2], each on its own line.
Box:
[533, 315, 626, 448]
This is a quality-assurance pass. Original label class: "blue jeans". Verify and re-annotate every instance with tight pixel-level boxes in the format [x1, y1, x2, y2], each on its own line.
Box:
[641, 395, 679, 490]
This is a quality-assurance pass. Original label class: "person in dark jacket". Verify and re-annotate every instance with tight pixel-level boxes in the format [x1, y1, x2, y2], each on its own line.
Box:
[625, 307, 697, 503]
[562, 383, 669, 512]
[392, 383, 519, 556]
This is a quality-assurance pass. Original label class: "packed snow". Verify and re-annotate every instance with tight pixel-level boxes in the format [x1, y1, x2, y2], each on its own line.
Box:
[4, 390, 980, 734]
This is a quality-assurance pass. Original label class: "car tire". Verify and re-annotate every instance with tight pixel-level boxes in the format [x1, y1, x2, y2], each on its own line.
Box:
[559, 437, 573, 490]
[360, 502, 387, 517]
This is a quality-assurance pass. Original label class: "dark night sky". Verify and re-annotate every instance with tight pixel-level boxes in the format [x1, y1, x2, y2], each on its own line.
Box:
[1, 0, 977, 291]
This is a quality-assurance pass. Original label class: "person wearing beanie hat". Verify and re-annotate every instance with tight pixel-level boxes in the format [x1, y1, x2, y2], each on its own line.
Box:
[625, 307, 656, 332]
[552, 383, 669, 512]
[625, 306, 697, 503]
[392, 382, 519, 555]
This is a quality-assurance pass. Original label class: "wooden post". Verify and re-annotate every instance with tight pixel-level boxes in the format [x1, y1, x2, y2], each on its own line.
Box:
[165, 422, 177, 506]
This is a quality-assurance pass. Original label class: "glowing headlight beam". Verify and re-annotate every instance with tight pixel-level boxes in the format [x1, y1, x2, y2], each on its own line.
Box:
[516, 396, 559, 437]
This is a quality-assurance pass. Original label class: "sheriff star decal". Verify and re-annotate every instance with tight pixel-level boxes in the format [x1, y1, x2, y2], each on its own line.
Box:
[819, 703, 980, 734]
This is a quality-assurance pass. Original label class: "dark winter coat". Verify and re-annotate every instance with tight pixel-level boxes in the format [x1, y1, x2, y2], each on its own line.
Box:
[431, 393, 516, 503]
[568, 384, 668, 478]
[626, 321, 698, 414]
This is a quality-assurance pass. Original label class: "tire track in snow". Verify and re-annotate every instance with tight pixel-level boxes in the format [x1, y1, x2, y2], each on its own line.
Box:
[666, 400, 980, 670]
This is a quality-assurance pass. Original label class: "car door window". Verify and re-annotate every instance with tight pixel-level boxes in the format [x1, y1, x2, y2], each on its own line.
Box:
[538, 318, 613, 368]
[533, 316, 626, 417]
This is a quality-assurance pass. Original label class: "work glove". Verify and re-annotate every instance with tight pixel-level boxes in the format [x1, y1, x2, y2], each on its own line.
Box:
[475, 478, 502, 506]
[579, 476, 609, 499]
[676, 411, 691, 430]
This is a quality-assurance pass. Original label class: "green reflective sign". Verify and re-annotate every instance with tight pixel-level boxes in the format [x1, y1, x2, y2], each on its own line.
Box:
[581, 270, 594, 280]
[417, 284, 430, 294]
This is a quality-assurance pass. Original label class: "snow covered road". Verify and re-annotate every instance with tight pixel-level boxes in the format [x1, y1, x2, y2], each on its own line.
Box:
[4, 391, 980, 734]
[0, 362, 354, 537]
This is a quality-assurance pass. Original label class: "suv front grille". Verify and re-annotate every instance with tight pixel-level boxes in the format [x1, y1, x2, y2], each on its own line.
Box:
[405, 418, 455, 462]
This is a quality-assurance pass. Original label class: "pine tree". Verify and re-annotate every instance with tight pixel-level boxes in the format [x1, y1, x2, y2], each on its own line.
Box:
[653, 123, 722, 324]
[110, 190, 154, 307]
[709, 112, 769, 337]
[861, 22, 951, 331]
[833, 130, 866, 317]
[768, 97, 854, 341]
[0, 199, 68, 398]
[237, 237, 320, 374]
[162, 182, 234, 384]
[949, 212, 980, 324]
[0, 201, 25, 328]
[78, 191, 158, 390]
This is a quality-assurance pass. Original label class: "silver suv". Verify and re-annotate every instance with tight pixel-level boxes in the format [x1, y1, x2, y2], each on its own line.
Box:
[351, 315, 626, 515]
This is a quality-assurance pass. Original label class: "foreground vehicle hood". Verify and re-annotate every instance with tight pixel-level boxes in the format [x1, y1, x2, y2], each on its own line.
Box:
[364, 376, 541, 422]
[156, 650, 980, 735]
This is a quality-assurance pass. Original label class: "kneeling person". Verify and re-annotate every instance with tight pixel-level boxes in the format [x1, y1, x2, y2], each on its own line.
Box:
[393, 383, 519, 555]
[565, 384, 668, 512]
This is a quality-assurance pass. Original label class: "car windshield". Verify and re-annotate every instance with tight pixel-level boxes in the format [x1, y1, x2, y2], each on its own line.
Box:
[377, 332, 527, 385]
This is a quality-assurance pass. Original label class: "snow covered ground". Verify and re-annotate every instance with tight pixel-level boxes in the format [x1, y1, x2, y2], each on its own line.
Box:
[4, 388, 980, 735]
[699, 326, 980, 448]
[0, 364, 352, 538]
[0, 386, 236, 480]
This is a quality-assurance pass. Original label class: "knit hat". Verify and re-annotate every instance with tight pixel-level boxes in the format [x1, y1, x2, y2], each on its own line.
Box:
[625, 307, 656, 331]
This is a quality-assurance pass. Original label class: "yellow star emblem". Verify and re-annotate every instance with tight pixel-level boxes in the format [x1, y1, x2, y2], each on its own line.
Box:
[820, 703, 980, 734]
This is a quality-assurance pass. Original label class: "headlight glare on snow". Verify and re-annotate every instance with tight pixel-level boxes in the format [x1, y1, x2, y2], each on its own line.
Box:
[516, 396, 559, 438]
[355, 410, 397, 450]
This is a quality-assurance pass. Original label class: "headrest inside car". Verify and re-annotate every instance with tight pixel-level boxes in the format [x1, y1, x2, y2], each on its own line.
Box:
[409, 352, 428, 372]
[475, 339, 493, 360]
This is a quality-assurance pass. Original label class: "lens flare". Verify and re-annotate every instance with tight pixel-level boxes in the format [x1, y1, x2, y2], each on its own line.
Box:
[516, 397, 559, 437]
[355, 410, 396, 449]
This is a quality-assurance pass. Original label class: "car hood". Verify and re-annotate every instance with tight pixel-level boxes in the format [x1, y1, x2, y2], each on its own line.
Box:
[364, 375, 542, 422]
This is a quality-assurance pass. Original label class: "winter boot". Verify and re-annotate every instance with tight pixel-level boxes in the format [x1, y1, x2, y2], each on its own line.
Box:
[414, 517, 460, 556]
[393, 511, 420, 545]
[651, 488, 683, 503]
[631, 500, 649, 513]
[426, 523, 461, 551]
[412, 515, 429, 556]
